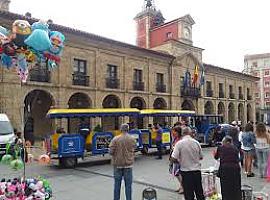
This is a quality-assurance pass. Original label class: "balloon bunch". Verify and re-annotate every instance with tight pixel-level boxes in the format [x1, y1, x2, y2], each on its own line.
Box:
[0, 177, 52, 200]
[0, 19, 65, 82]
[1, 144, 24, 171]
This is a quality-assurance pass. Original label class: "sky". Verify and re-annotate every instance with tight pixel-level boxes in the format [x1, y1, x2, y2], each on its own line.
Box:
[9, 0, 270, 72]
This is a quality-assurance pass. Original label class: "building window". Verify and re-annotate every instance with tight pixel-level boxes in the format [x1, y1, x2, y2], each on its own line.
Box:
[133, 69, 144, 91]
[166, 32, 173, 39]
[219, 83, 224, 98]
[265, 70, 270, 76]
[247, 88, 252, 100]
[106, 64, 119, 89]
[252, 62, 258, 68]
[73, 59, 89, 86]
[206, 81, 213, 97]
[156, 73, 166, 93]
[107, 64, 118, 79]
[265, 92, 270, 98]
[255, 93, 260, 98]
[265, 81, 270, 87]
[134, 69, 143, 82]
[74, 59, 87, 74]
[229, 85, 235, 99]
[239, 86, 243, 99]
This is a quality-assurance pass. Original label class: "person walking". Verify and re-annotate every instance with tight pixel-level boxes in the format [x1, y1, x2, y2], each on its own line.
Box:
[153, 123, 163, 159]
[214, 135, 242, 200]
[240, 123, 256, 177]
[109, 124, 136, 200]
[171, 127, 205, 200]
[255, 122, 270, 178]
[169, 126, 184, 194]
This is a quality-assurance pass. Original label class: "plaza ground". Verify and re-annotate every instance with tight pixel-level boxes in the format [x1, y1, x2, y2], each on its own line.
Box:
[1, 148, 269, 200]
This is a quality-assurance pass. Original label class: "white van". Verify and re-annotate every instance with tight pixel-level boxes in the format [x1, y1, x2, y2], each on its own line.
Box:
[0, 114, 15, 155]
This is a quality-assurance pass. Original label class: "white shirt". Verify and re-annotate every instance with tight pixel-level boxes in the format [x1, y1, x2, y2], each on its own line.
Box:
[256, 137, 270, 149]
[171, 135, 203, 172]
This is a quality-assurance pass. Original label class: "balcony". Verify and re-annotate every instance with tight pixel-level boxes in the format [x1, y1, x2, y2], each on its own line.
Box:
[181, 86, 201, 98]
[156, 84, 166, 93]
[106, 78, 119, 89]
[29, 68, 50, 83]
[247, 95, 252, 100]
[219, 91, 225, 98]
[206, 90, 213, 97]
[133, 81, 144, 91]
[239, 93, 244, 100]
[229, 93, 235, 99]
[72, 74, 89, 86]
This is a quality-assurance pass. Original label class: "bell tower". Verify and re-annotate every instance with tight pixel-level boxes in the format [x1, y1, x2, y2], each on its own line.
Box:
[134, 0, 164, 49]
[0, 0, 10, 11]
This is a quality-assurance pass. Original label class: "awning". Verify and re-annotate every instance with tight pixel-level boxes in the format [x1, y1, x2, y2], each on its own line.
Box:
[47, 108, 140, 118]
[139, 109, 196, 117]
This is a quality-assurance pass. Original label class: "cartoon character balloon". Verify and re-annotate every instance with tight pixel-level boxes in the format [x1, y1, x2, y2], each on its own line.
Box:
[11, 20, 31, 48]
[24, 20, 51, 52]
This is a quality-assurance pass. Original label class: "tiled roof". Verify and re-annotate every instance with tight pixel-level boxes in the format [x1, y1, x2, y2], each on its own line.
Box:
[204, 63, 259, 80]
[0, 10, 175, 59]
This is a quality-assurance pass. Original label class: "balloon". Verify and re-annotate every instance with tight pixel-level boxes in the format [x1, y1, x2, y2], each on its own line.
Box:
[38, 154, 50, 165]
[24, 20, 51, 52]
[0, 25, 9, 46]
[11, 20, 31, 48]
[10, 159, 24, 170]
[48, 31, 65, 55]
[1, 154, 13, 165]
[2, 42, 16, 56]
[1, 53, 13, 68]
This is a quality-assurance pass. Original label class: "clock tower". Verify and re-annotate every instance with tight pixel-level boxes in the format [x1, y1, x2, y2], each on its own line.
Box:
[0, 0, 10, 11]
[134, 0, 164, 48]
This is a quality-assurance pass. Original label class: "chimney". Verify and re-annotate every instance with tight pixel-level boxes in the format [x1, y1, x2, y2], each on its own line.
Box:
[0, 0, 10, 11]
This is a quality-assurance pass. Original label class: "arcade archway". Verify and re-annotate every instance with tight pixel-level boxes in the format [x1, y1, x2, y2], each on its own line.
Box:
[130, 97, 146, 129]
[181, 100, 195, 111]
[228, 102, 235, 123]
[238, 103, 244, 123]
[24, 90, 55, 142]
[153, 98, 167, 126]
[67, 93, 91, 133]
[217, 102, 225, 116]
[247, 104, 252, 123]
[204, 101, 214, 114]
[102, 95, 121, 130]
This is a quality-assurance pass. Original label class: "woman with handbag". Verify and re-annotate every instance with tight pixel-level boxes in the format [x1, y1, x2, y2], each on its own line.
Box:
[214, 135, 241, 200]
[169, 126, 183, 194]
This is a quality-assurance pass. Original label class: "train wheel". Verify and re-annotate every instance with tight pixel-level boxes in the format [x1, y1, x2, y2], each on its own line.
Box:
[59, 157, 77, 168]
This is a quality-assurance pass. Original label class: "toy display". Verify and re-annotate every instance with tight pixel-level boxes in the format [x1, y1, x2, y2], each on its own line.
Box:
[0, 19, 65, 82]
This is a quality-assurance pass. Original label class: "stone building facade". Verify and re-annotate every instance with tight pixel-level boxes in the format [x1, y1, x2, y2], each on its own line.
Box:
[0, 2, 257, 137]
[244, 53, 270, 123]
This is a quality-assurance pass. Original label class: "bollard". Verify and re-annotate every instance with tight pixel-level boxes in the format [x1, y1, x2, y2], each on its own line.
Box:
[142, 187, 157, 200]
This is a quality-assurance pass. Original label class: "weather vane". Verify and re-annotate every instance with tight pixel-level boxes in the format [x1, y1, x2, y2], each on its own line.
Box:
[145, 0, 153, 9]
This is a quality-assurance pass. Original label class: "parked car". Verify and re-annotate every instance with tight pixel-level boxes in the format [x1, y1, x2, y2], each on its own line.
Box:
[0, 114, 15, 156]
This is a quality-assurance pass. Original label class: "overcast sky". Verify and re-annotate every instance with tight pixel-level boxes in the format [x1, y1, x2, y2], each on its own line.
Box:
[10, 0, 270, 72]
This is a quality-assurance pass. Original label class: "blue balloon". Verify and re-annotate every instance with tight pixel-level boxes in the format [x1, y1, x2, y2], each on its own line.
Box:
[1, 53, 13, 68]
[24, 21, 51, 52]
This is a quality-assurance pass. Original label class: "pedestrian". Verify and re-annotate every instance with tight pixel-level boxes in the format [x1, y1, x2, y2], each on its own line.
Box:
[240, 123, 256, 177]
[109, 124, 136, 200]
[255, 122, 270, 178]
[169, 126, 183, 194]
[238, 126, 244, 167]
[153, 123, 163, 159]
[214, 135, 242, 200]
[171, 126, 205, 200]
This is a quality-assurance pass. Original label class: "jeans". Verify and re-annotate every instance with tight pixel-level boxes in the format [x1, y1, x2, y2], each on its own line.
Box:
[114, 167, 133, 200]
[156, 141, 162, 159]
[256, 148, 269, 177]
[181, 171, 205, 200]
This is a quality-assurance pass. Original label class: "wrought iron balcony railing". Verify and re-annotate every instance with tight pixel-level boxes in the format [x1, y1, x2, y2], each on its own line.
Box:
[229, 93, 235, 99]
[72, 74, 89, 86]
[206, 90, 213, 97]
[133, 81, 144, 91]
[181, 86, 201, 98]
[29, 68, 51, 83]
[156, 84, 166, 93]
[219, 92, 225, 98]
[106, 78, 120, 89]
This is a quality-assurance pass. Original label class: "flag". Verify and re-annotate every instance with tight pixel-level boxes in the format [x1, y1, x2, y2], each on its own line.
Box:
[200, 65, 205, 86]
[192, 64, 199, 85]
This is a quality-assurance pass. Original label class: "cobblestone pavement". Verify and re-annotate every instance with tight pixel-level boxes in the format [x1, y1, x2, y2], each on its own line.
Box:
[0, 147, 269, 199]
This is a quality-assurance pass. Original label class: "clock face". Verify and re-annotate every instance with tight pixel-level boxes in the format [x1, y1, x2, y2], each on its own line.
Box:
[184, 28, 190, 39]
